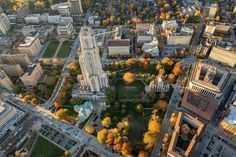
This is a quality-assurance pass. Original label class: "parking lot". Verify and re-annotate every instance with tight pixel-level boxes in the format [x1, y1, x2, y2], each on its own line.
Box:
[203, 134, 236, 157]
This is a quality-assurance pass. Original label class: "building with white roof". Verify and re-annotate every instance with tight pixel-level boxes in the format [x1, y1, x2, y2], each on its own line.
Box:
[22, 25, 36, 36]
[74, 101, 93, 123]
[146, 75, 170, 93]
[142, 37, 159, 57]
[208, 3, 218, 18]
[48, 15, 61, 24]
[17, 37, 42, 57]
[107, 39, 130, 56]
[162, 20, 178, 35]
[57, 20, 74, 36]
[24, 14, 41, 24]
[167, 26, 194, 45]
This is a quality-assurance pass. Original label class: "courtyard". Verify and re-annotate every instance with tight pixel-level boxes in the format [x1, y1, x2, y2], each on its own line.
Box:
[42, 41, 59, 58]
[56, 41, 74, 58]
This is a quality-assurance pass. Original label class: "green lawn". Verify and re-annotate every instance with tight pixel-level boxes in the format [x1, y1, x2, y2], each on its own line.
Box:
[31, 136, 64, 157]
[57, 41, 74, 58]
[42, 41, 59, 58]
[116, 80, 145, 99]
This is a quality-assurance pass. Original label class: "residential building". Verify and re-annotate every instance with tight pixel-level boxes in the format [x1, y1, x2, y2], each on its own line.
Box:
[204, 23, 230, 35]
[146, 75, 170, 93]
[68, 0, 83, 14]
[0, 54, 30, 66]
[57, 20, 74, 36]
[0, 14, 11, 34]
[0, 70, 14, 90]
[137, 24, 156, 43]
[87, 13, 100, 25]
[0, 64, 24, 77]
[20, 63, 44, 87]
[167, 112, 204, 157]
[167, 27, 194, 45]
[17, 37, 42, 57]
[208, 3, 218, 18]
[188, 61, 231, 103]
[72, 27, 108, 111]
[209, 46, 236, 67]
[107, 39, 130, 56]
[162, 20, 178, 35]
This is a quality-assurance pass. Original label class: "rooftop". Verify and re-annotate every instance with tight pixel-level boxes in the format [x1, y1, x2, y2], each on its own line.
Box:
[24, 64, 38, 76]
[190, 61, 230, 93]
[19, 37, 37, 47]
[0, 70, 7, 79]
[108, 39, 130, 46]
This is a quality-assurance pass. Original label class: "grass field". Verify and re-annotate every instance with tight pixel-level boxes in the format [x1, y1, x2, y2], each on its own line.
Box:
[31, 136, 64, 157]
[57, 41, 74, 58]
[42, 41, 59, 58]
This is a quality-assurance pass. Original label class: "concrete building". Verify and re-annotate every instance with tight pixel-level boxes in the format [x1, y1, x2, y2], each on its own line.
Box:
[107, 39, 130, 56]
[58, 5, 71, 16]
[0, 54, 30, 66]
[20, 63, 44, 87]
[146, 75, 170, 93]
[167, 112, 204, 157]
[68, 0, 83, 14]
[0, 64, 24, 77]
[142, 37, 159, 57]
[208, 3, 218, 18]
[72, 27, 108, 111]
[22, 25, 36, 36]
[188, 61, 231, 103]
[0, 14, 11, 34]
[47, 15, 60, 24]
[0, 34, 16, 47]
[209, 46, 236, 67]
[0, 70, 14, 90]
[162, 20, 178, 35]
[16, 4, 30, 20]
[17, 37, 42, 57]
[74, 101, 93, 123]
[167, 27, 194, 45]
[181, 89, 217, 121]
[24, 14, 41, 24]
[137, 24, 156, 43]
[0, 101, 26, 138]
[219, 93, 236, 136]
[57, 20, 74, 36]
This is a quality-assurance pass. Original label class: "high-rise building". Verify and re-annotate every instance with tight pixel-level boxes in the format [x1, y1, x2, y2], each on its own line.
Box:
[0, 54, 30, 66]
[0, 70, 14, 90]
[77, 26, 108, 93]
[208, 3, 218, 18]
[0, 14, 11, 34]
[0, 64, 24, 77]
[17, 37, 42, 57]
[68, 0, 83, 15]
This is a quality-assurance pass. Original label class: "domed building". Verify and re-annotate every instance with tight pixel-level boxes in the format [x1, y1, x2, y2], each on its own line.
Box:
[145, 75, 170, 93]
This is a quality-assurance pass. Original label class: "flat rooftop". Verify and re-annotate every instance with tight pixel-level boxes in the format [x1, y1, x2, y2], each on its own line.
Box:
[181, 89, 217, 120]
[190, 62, 230, 93]
[108, 39, 130, 46]
[19, 37, 37, 47]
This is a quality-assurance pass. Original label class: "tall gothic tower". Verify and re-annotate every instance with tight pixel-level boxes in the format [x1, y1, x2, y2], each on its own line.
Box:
[78, 26, 108, 93]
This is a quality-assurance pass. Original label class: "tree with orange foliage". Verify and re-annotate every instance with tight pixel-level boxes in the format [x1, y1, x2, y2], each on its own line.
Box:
[125, 58, 136, 66]
[31, 98, 39, 105]
[143, 131, 158, 150]
[121, 141, 132, 155]
[168, 73, 176, 83]
[159, 68, 165, 75]
[154, 100, 168, 112]
[54, 100, 63, 108]
[97, 128, 108, 144]
[138, 151, 149, 157]
[123, 72, 135, 84]
[55, 109, 66, 120]
[173, 62, 183, 76]
[170, 113, 177, 127]
[148, 119, 161, 133]
[85, 125, 95, 134]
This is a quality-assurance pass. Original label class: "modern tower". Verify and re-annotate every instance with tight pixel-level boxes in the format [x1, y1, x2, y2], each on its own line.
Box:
[0, 14, 11, 34]
[77, 26, 108, 93]
[68, 0, 83, 15]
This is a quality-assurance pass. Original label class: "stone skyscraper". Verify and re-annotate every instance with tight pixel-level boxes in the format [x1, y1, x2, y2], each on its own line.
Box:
[68, 0, 83, 15]
[77, 26, 108, 93]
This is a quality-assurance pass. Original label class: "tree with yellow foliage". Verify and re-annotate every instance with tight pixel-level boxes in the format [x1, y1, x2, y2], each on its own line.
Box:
[31, 98, 39, 106]
[54, 100, 63, 108]
[97, 128, 108, 144]
[143, 131, 158, 150]
[215, 16, 220, 21]
[102, 117, 112, 128]
[148, 119, 161, 133]
[125, 58, 136, 66]
[170, 113, 177, 127]
[168, 73, 176, 83]
[123, 72, 135, 84]
[154, 100, 168, 112]
[159, 68, 165, 75]
[85, 125, 95, 134]
[138, 151, 149, 157]
[161, 57, 171, 65]
[55, 109, 66, 120]
[156, 63, 163, 71]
